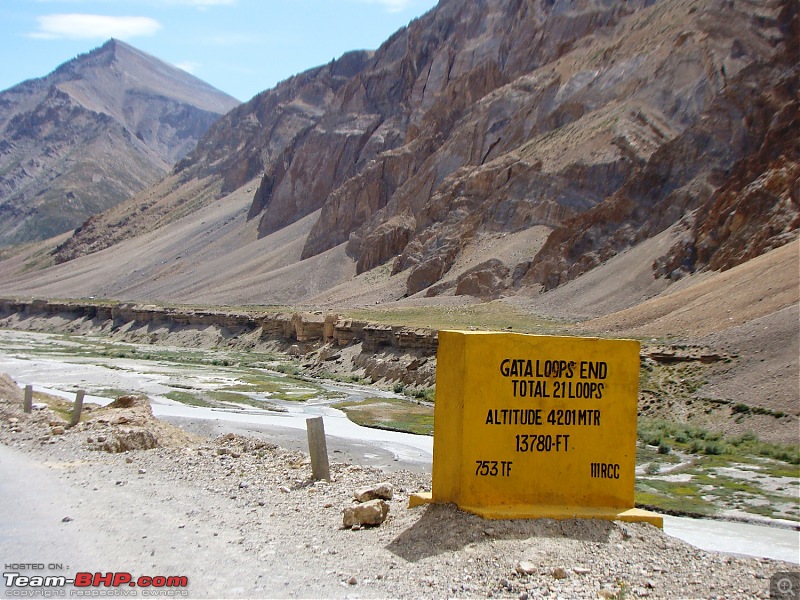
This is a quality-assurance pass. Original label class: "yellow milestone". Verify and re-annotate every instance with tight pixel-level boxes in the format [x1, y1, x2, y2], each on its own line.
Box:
[410, 330, 662, 528]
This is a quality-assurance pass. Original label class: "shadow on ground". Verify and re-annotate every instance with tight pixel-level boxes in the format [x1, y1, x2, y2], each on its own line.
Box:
[387, 503, 617, 562]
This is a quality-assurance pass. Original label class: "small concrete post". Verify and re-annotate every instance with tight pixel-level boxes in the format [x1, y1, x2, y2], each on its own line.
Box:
[23, 385, 33, 414]
[70, 389, 86, 427]
[306, 416, 330, 481]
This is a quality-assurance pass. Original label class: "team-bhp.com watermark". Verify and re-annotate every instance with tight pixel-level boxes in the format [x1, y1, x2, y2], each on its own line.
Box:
[3, 567, 189, 598]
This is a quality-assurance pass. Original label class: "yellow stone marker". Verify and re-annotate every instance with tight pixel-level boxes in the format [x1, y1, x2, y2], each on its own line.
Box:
[410, 330, 662, 528]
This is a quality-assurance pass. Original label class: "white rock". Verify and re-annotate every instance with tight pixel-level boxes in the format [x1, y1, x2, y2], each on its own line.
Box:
[515, 561, 537, 575]
[354, 482, 393, 502]
[342, 499, 389, 528]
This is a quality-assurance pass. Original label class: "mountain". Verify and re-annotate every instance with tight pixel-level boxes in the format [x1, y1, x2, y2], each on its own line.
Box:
[0, 39, 239, 247]
[49, 49, 374, 263]
[40, 0, 798, 302]
[0, 0, 796, 312]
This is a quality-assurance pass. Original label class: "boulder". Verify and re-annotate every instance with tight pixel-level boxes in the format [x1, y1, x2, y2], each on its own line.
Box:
[515, 561, 537, 575]
[354, 482, 394, 502]
[454, 259, 510, 300]
[552, 566, 568, 579]
[96, 429, 159, 453]
[406, 253, 458, 296]
[342, 499, 389, 528]
[353, 216, 416, 275]
[107, 395, 142, 409]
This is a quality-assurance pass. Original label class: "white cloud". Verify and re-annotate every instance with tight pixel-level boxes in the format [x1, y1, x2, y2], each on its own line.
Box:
[29, 14, 162, 40]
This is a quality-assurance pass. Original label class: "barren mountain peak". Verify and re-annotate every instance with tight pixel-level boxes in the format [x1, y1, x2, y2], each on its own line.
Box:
[0, 38, 239, 247]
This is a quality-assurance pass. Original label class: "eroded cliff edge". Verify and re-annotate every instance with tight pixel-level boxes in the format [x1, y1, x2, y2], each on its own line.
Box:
[0, 299, 439, 389]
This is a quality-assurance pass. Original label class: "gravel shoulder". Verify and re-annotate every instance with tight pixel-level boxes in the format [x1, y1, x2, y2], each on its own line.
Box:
[1, 381, 796, 600]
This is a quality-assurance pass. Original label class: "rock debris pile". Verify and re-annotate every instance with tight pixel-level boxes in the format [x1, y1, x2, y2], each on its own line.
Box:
[344, 482, 394, 529]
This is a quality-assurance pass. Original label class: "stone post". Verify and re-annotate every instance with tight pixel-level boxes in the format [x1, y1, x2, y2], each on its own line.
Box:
[306, 416, 330, 481]
[70, 389, 86, 427]
[23, 385, 33, 414]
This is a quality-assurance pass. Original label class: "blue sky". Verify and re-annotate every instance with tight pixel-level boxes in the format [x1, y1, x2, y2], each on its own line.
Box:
[0, 0, 439, 102]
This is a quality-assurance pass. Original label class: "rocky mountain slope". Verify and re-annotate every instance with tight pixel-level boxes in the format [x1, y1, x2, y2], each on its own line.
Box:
[50, 49, 373, 263]
[40, 0, 798, 308]
[0, 39, 239, 247]
[257, 0, 796, 298]
[520, 9, 799, 290]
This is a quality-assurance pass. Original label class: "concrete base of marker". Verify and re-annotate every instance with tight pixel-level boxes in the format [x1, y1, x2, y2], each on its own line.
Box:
[408, 492, 432, 509]
[408, 493, 663, 528]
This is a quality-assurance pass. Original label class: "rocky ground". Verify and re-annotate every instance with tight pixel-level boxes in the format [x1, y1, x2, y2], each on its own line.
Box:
[1, 374, 795, 600]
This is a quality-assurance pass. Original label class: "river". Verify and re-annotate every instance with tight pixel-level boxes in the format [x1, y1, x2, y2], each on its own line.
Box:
[0, 329, 797, 564]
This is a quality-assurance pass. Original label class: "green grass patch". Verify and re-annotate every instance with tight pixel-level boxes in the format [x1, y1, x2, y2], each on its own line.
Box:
[273, 390, 319, 401]
[635, 478, 718, 516]
[635, 487, 717, 517]
[334, 397, 434, 436]
[636, 442, 681, 465]
[27, 390, 89, 423]
[635, 418, 800, 520]
[207, 391, 252, 405]
[164, 390, 212, 407]
[233, 372, 323, 401]
[95, 388, 135, 399]
[407, 386, 436, 403]
[205, 391, 285, 411]
[637, 418, 800, 464]
[272, 363, 303, 377]
[41, 399, 74, 422]
[759, 463, 800, 479]
[228, 375, 294, 394]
